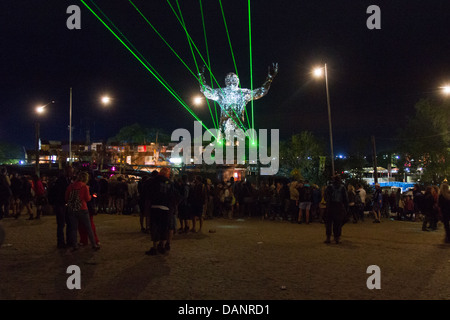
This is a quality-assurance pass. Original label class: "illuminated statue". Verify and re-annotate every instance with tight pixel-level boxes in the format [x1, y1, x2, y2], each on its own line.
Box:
[198, 63, 278, 141]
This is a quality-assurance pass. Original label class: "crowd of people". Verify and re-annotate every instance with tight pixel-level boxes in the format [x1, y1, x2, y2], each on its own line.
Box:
[1, 164, 450, 254]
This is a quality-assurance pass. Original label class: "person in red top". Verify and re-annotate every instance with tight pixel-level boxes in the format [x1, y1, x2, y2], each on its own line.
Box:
[65, 171, 100, 251]
[28, 174, 46, 220]
[78, 171, 100, 247]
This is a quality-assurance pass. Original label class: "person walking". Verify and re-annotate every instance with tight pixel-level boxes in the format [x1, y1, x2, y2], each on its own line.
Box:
[65, 171, 100, 251]
[324, 175, 348, 244]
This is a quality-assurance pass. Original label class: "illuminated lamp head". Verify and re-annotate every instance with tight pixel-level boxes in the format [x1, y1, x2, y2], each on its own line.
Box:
[225, 73, 239, 88]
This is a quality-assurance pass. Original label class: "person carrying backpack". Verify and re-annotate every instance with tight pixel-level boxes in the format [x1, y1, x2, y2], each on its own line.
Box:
[324, 175, 348, 244]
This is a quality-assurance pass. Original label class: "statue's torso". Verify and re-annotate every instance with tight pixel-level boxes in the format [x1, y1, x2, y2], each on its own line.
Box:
[217, 87, 251, 121]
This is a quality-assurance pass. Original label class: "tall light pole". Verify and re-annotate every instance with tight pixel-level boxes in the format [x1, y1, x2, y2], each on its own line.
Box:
[68, 90, 112, 166]
[441, 85, 450, 96]
[313, 63, 335, 176]
[35, 101, 55, 177]
[35, 121, 40, 177]
[69, 87, 73, 165]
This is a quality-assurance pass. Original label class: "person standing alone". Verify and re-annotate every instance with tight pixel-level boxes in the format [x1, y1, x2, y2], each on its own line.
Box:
[324, 175, 348, 244]
[145, 168, 175, 255]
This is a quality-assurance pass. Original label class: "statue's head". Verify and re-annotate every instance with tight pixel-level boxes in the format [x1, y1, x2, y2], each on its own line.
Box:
[225, 73, 239, 88]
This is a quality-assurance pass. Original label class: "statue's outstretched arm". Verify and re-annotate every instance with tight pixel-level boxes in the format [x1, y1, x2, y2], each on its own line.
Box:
[199, 66, 220, 101]
[251, 62, 278, 100]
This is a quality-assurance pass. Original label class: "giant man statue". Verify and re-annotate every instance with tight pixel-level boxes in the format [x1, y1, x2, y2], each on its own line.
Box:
[198, 63, 278, 142]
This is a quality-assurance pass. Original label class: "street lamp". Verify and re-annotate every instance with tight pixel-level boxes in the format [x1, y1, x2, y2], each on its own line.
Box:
[313, 63, 335, 176]
[69, 89, 113, 165]
[69, 88, 73, 165]
[193, 95, 204, 106]
[441, 85, 450, 96]
[35, 101, 55, 176]
[101, 95, 112, 105]
[35, 101, 55, 114]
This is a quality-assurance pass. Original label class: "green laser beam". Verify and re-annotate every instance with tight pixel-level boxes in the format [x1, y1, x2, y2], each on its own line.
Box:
[218, 0, 252, 131]
[128, 0, 198, 80]
[248, 0, 255, 140]
[129, 0, 219, 130]
[174, 0, 218, 130]
[175, 0, 199, 74]
[218, 0, 238, 78]
[165, 0, 246, 133]
[199, 0, 219, 127]
[91, 0, 194, 126]
[166, 0, 250, 137]
[91, 0, 175, 96]
[80, 0, 215, 137]
[87, 0, 251, 141]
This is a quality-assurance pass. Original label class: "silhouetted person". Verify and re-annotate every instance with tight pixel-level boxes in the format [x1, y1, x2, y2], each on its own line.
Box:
[324, 175, 348, 244]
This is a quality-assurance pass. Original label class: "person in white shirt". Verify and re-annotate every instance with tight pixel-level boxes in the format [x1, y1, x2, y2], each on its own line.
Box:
[356, 184, 367, 222]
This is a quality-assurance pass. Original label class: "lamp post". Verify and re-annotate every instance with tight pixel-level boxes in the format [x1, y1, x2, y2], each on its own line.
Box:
[313, 63, 335, 176]
[441, 85, 450, 96]
[68, 89, 112, 166]
[34, 101, 55, 177]
[101, 95, 112, 105]
[69, 87, 73, 165]
[35, 121, 40, 177]
[193, 95, 204, 106]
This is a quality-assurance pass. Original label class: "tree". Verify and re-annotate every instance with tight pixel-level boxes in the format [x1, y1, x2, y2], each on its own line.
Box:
[396, 98, 450, 184]
[279, 131, 327, 185]
[108, 123, 170, 145]
[0, 142, 24, 164]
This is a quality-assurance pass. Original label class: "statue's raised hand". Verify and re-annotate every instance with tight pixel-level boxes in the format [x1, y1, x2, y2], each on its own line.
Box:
[199, 65, 207, 84]
[268, 62, 278, 79]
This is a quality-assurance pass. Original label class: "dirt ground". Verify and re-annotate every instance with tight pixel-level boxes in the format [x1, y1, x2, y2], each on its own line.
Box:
[1, 210, 450, 301]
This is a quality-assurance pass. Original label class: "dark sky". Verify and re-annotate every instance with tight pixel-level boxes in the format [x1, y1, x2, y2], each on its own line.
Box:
[2, 0, 450, 155]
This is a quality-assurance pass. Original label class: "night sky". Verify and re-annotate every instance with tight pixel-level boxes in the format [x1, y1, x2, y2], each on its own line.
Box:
[2, 0, 450, 155]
